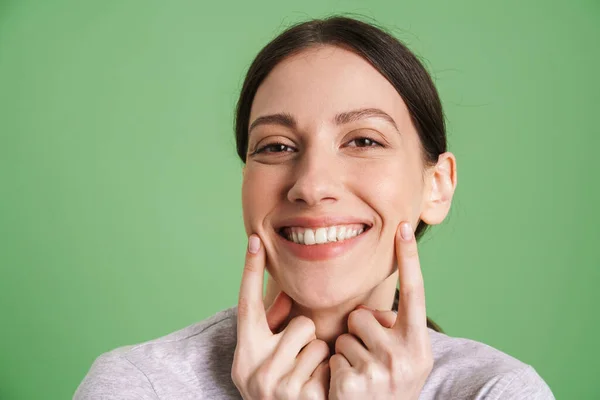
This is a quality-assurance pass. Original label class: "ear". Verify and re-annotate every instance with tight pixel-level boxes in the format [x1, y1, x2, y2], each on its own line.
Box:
[419, 152, 457, 225]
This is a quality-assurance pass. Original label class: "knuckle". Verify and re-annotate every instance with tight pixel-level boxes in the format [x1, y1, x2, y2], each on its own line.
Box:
[231, 353, 249, 386]
[422, 354, 434, 374]
[243, 259, 258, 272]
[405, 246, 419, 259]
[299, 383, 324, 400]
[400, 241, 419, 258]
[361, 362, 386, 384]
[399, 282, 423, 301]
[347, 309, 364, 330]
[336, 333, 349, 344]
[417, 343, 431, 359]
[230, 365, 243, 387]
[338, 372, 360, 394]
[392, 361, 412, 382]
[380, 349, 410, 377]
[290, 315, 316, 336]
[334, 334, 344, 352]
[252, 363, 277, 397]
[379, 346, 399, 371]
[254, 363, 271, 382]
[379, 310, 398, 326]
[411, 337, 433, 360]
[334, 333, 352, 352]
[307, 339, 330, 358]
[425, 361, 434, 376]
[237, 296, 251, 319]
[275, 375, 301, 399]
[399, 283, 415, 298]
[248, 377, 266, 399]
[390, 357, 408, 378]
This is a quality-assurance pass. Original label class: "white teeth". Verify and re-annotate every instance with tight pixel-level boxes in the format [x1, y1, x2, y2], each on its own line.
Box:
[315, 228, 328, 244]
[304, 229, 316, 245]
[336, 226, 346, 241]
[285, 224, 367, 245]
[327, 226, 337, 242]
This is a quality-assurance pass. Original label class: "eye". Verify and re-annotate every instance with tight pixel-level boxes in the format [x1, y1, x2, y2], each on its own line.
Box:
[345, 137, 383, 148]
[254, 143, 296, 154]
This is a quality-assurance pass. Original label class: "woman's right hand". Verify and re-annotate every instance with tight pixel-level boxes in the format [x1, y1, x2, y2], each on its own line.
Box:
[231, 234, 331, 400]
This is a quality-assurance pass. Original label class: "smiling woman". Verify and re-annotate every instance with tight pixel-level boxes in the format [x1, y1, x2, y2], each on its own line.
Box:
[74, 16, 555, 399]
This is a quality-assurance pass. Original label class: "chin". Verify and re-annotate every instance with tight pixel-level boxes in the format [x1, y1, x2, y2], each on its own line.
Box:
[279, 274, 366, 311]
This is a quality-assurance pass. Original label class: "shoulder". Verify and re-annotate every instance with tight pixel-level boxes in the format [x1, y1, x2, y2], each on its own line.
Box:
[423, 328, 555, 399]
[74, 306, 240, 400]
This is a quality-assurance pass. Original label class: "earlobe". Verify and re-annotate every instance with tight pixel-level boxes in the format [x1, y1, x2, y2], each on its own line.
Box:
[419, 152, 457, 225]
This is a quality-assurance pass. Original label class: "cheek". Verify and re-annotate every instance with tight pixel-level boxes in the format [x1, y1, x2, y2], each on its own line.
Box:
[241, 165, 282, 233]
[351, 158, 414, 216]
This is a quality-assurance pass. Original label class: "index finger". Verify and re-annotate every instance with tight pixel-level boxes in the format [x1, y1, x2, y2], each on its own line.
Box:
[237, 234, 269, 337]
[393, 222, 428, 337]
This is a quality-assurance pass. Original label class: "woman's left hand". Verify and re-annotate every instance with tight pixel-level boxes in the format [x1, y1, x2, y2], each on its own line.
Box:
[329, 221, 434, 400]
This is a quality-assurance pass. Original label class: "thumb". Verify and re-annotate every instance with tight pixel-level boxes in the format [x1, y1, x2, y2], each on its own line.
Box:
[265, 291, 292, 333]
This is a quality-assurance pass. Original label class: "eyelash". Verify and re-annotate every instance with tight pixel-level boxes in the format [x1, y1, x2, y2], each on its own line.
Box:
[253, 143, 295, 154]
[345, 137, 382, 148]
[252, 137, 383, 155]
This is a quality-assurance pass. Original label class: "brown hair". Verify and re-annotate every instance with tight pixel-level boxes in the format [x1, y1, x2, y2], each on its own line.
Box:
[234, 15, 446, 334]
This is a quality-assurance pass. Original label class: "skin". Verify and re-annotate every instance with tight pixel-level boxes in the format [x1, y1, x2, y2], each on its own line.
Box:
[233, 44, 457, 398]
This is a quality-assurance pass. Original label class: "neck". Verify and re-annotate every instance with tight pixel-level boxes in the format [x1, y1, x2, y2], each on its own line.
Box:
[264, 273, 398, 353]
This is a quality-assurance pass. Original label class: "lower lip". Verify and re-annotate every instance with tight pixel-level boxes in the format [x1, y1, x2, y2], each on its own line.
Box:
[275, 229, 368, 261]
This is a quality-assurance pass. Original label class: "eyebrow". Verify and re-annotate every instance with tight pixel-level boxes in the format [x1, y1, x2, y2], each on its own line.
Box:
[248, 107, 400, 135]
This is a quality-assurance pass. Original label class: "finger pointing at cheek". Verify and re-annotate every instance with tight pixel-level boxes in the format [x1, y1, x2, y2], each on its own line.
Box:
[394, 221, 430, 348]
[237, 234, 271, 339]
[233, 234, 329, 399]
[327, 222, 434, 400]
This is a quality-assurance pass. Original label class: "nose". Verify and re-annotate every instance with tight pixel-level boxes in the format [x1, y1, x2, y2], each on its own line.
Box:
[287, 146, 342, 206]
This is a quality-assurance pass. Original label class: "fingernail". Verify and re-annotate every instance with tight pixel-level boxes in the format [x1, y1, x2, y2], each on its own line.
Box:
[400, 222, 413, 241]
[248, 235, 260, 254]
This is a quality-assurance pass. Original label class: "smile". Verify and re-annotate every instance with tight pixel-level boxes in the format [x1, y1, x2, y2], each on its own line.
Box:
[279, 224, 368, 245]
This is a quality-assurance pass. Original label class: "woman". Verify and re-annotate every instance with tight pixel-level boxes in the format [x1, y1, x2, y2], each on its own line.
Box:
[74, 16, 555, 399]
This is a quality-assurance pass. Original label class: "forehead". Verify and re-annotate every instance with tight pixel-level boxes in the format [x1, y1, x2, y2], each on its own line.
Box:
[249, 45, 412, 131]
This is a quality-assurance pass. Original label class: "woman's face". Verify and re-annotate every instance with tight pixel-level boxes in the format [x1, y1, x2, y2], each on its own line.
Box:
[242, 45, 433, 309]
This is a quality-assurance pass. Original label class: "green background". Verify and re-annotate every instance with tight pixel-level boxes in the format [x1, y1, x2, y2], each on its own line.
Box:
[1, 0, 598, 398]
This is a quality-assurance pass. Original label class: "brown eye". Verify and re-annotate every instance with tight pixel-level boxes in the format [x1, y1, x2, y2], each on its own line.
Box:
[255, 143, 295, 154]
[346, 137, 382, 148]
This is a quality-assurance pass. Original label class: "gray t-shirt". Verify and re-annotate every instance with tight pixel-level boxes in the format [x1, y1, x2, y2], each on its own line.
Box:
[74, 306, 555, 399]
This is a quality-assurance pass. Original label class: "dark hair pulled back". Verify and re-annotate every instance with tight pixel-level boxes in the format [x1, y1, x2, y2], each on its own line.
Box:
[234, 16, 446, 334]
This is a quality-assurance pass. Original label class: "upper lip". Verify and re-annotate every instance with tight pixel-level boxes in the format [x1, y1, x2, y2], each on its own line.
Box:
[273, 215, 372, 231]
